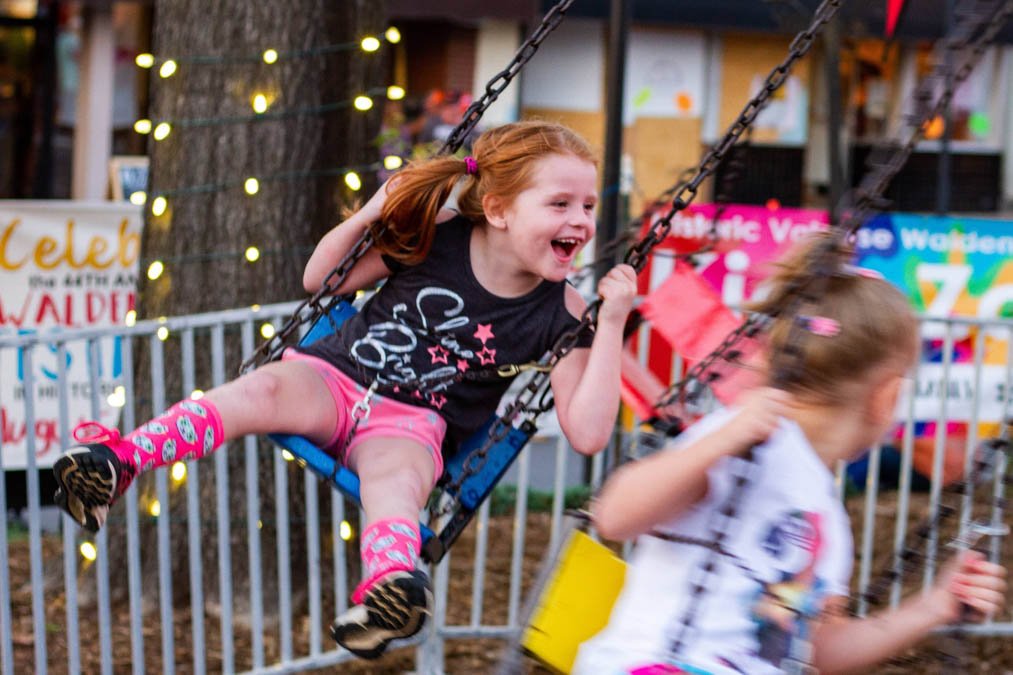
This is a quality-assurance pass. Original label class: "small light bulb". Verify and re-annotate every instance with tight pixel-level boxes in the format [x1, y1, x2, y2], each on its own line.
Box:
[339, 520, 353, 541]
[344, 171, 362, 191]
[158, 60, 177, 78]
[157, 326, 170, 341]
[244, 177, 259, 195]
[360, 36, 380, 52]
[171, 462, 187, 483]
[251, 93, 268, 114]
[149, 500, 161, 517]
[124, 310, 137, 326]
[106, 386, 126, 408]
[353, 95, 373, 111]
[281, 450, 294, 462]
[151, 196, 167, 216]
[129, 191, 147, 206]
[153, 123, 171, 141]
[260, 323, 276, 339]
[250, 304, 261, 312]
[383, 155, 403, 171]
[385, 27, 402, 44]
[79, 542, 98, 561]
[135, 53, 155, 68]
[262, 48, 278, 64]
[134, 119, 152, 134]
[386, 85, 405, 101]
[190, 389, 204, 399]
[245, 246, 260, 262]
[147, 261, 164, 280]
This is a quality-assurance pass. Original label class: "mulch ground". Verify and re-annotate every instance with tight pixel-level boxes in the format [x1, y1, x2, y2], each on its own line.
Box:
[9, 492, 1013, 673]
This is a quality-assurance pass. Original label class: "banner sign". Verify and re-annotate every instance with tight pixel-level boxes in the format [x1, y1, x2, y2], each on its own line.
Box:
[1, 201, 142, 469]
[637, 205, 1012, 423]
[635, 203, 828, 388]
[856, 213, 1012, 424]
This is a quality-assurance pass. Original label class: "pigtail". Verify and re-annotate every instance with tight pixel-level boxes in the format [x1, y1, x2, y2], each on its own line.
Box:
[373, 157, 470, 265]
[745, 231, 852, 316]
[747, 231, 918, 404]
[373, 120, 597, 265]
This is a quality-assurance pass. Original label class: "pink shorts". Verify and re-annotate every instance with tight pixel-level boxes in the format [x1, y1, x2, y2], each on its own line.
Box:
[282, 350, 447, 485]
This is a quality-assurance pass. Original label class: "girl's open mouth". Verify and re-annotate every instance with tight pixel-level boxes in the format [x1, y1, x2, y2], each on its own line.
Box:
[551, 237, 581, 260]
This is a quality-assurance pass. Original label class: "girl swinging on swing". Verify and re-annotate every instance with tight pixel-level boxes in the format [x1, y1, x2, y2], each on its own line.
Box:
[52, 121, 637, 659]
[575, 233, 1007, 674]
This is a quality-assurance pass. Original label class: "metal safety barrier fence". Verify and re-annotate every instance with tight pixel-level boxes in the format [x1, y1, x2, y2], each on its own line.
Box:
[0, 304, 1011, 674]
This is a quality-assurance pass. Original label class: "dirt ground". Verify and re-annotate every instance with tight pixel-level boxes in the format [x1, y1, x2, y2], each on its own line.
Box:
[9, 493, 1013, 674]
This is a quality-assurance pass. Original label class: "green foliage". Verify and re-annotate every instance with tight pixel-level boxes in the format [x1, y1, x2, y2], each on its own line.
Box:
[488, 484, 593, 516]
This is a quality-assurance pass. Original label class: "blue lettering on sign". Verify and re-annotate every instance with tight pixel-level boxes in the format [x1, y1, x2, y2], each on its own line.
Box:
[856, 215, 898, 256]
[14, 330, 123, 382]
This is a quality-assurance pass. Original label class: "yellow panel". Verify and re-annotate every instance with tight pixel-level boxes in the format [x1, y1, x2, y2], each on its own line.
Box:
[522, 530, 627, 674]
[629, 116, 704, 215]
[718, 33, 810, 141]
[520, 107, 607, 159]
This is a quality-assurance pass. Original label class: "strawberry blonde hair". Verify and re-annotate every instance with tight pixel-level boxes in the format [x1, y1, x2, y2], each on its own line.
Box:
[373, 121, 596, 264]
[748, 232, 919, 405]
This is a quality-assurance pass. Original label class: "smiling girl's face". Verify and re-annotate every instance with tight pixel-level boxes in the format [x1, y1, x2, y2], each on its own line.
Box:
[489, 153, 598, 283]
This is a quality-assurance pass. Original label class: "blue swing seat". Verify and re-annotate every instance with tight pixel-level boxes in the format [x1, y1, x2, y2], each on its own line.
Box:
[268, 299, 534, 564]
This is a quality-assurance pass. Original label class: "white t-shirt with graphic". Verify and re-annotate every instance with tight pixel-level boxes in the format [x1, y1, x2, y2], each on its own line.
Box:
[574, 408, 853, 675]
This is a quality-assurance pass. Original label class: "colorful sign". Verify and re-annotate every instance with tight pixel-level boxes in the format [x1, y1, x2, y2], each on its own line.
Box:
[856, 213, 1012, 424]
[0, 201, 142, 469]
[635, 205, 1012, 424]
[635, 202, 829, 398]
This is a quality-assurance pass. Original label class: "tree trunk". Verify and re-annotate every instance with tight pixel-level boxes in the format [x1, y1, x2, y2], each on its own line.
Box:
[106, 0, 386, 627]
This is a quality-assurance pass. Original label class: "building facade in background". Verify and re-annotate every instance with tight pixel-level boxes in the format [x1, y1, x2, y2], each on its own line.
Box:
[2, 0, 1012, 210]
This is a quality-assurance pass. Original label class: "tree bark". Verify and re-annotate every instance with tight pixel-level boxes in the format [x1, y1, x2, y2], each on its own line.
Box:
[105, 0, 386, 626]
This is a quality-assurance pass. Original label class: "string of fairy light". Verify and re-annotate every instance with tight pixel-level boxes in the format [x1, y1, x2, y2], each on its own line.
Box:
[128, 26, 405, 301]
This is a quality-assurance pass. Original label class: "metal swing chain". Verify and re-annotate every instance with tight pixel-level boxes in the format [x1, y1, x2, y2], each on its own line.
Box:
[238, 0, 578, 375]
[433, 0, 844, 513]
[440, 0, 576, 155]
[625, 0, 840, 275]
[666, 1, 1011, 662]
[656, 0, 1013, 414]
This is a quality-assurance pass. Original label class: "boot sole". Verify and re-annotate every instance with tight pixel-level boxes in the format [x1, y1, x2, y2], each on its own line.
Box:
[53, 450, 117, 532]
[330, 573, 434, 659]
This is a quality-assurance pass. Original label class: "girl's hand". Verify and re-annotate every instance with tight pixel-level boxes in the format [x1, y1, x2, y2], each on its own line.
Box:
[930, 550, 1007, 624]
[726, 387, 792, 449]
[597, 264, 638, 324]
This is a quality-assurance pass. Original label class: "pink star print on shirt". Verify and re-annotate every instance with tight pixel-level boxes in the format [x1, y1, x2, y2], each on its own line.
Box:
[473, 324, 495, 343]
[457, 359, 469, 372]
[477, 346, 497, 365]
[428, 345, 449, 364]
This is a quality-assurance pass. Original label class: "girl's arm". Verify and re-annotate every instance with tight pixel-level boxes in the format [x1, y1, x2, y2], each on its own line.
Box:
[812, 551, 1007, 674]
[591, 387, 790, 542]
[303, 183, 395, 295]
[550, 265, 637, 456]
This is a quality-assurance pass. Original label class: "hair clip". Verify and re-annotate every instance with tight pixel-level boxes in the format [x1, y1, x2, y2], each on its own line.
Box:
[841, 264, 884, 280]
[798, 315, 841, 337]
[463, 156, 478, 176]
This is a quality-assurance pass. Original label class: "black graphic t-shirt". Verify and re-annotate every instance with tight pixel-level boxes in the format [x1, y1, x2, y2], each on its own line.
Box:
[299, 215, 593, 445]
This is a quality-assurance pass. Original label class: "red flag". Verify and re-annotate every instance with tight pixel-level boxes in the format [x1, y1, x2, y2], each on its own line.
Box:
[885, 0, 906, 37]
[639, 261, 760, 404]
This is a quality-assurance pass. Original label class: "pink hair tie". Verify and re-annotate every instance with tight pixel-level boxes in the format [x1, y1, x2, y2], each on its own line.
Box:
[463, 156, 478, 176]
[800, 316, 841, 337]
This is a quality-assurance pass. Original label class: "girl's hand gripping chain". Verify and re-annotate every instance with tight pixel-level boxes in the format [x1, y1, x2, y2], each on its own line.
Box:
[930, 549, 1008, 623]
[596, 264, 638, 325]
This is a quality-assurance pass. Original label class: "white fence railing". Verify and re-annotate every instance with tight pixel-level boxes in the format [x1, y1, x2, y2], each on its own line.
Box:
[0, 306, 1011, 673]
